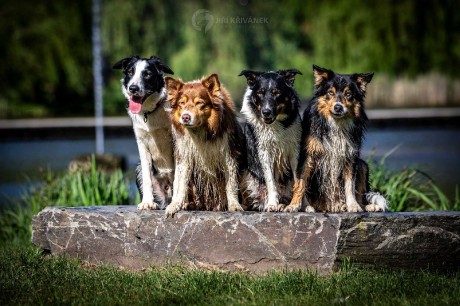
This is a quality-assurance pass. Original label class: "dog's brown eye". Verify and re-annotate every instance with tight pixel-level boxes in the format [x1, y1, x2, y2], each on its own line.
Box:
[128, 69, 134, 77]
[345, 92, 352, 99]
[258, 91, 264, 97]
[327, 90, 334, 97]
[144, 72, 152, 79]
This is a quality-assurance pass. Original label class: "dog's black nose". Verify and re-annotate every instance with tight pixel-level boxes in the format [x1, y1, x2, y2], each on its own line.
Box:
[261, 108, 273, 118]
[129, 85, 139, 94]
[333, 103, 344, 113]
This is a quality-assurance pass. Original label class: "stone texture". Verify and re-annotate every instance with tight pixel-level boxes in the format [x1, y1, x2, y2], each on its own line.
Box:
[32, 207, 460, 273]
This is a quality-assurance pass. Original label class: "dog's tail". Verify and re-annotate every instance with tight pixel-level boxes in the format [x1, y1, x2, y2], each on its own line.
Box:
[364, 192, 388, 212]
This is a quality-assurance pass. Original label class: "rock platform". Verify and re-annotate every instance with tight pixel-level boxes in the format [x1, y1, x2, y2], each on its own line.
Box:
[32, 206, 460, 273]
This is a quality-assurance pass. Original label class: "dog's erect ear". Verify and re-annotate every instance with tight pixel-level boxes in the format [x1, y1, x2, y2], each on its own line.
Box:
[351, 72, 374, 92]
[277, 69, 302, 86]
[238, 70, 263, 88]
[202, 74, 221, 96]
[149, 56, 174, 75]
[112, 55, 139, 70]
[165, 77, 183, 104]
[312, 65, 333, 89]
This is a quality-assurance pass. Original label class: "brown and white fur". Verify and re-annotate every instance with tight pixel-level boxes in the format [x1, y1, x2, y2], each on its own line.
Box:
[287, 65, 387, 213]
[164, 74, 246, 218]
[113, 55, 174, 210]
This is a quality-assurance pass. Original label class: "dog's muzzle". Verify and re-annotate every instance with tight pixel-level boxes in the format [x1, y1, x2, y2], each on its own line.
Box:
[180, 111, 195, 126]
[261, 107, 276, 124]
[332, 102, 347, 117]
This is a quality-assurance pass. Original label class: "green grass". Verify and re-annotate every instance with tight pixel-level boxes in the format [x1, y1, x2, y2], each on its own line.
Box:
[368, 147, 460, 212]
[1, 152, 460, 304]
[0, 155, 131, 245]
[1, 244, 459, 305]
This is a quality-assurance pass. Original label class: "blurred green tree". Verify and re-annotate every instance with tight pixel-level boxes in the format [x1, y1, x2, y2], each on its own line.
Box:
[0, 0, 458, 118]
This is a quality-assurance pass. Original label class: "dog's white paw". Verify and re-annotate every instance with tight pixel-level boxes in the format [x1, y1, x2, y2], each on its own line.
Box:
[228, 202, 244, 212]
[264, 202, 285, 212]
[165, 202, 181, 218]
[346, 201, 363, 212]
[137, 202, 159, 210]
[304, 205, 316, 213]
[365, 192, 388, 212]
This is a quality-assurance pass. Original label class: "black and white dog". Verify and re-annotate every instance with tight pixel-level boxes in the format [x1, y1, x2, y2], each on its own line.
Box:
[239, 69, 303, 212]
[113, 55, 174, 210]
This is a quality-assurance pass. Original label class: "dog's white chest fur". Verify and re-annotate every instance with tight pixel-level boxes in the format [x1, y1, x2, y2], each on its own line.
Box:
[130, 102, 174, 173]
[173, 129, 230, 178]
[241, 93, 301, 176]
[318, 118, 357, 195]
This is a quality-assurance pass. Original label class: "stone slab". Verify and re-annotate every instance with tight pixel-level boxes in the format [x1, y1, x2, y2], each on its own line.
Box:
[32, 206, 460, 273]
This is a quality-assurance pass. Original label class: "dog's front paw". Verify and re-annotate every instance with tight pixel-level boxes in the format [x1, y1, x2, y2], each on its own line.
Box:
[228, 202, 244, 212]
[137, 202, 160, 210]
[165, 202, 182, 218]
[304, 205, 316, 213]
[284, 202, 301, 213]
[346, 201, 363, 212]
[264, 202, 285, 212]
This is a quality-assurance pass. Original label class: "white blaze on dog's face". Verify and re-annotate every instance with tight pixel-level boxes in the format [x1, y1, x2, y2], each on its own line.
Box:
[112, 55, 174, 114]
[122, 60, 148, 99]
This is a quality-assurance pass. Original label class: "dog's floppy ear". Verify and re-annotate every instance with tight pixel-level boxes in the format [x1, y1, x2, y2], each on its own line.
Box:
[277, 69, 302, 86]
[238, 70, 263, 88]
[202, 73, 221, 96]
[112, 55, 139, 70]
[149, 56, 174, 75]
[313, 64, 333, 89]
[351, 72, 374, 92]
[165, 77, 183, 105]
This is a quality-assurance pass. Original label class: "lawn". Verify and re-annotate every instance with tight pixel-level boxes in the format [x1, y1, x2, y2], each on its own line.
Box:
[1, 154, 459, 305]
[1, 244, 459, 305]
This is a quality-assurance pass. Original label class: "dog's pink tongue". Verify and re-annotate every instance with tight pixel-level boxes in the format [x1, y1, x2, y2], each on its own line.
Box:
[129, 97, 142, 114]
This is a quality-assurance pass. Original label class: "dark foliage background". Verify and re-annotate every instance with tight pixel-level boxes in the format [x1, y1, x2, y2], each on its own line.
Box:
[1, 0, 459, 118]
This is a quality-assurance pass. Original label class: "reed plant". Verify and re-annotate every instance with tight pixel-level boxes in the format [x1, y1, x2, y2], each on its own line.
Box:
[368, 147, 460, 212]
[0, 155, 130, 244]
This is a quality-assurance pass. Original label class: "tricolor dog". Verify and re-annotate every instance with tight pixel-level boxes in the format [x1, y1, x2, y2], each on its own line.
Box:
[288, 65, 387, 213]
[239, 69, 303, 212]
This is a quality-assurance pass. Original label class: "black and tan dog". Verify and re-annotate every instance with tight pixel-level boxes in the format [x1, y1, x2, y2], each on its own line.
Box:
[286, 65, 387, 213]
[239, 69, 303, 212]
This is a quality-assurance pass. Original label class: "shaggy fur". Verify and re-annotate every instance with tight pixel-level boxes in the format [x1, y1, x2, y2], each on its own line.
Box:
[164, 74, 246, 218]
[289, 65, 387, 213]
[112, 55, 174, 210]
[239, 69, 303, 212]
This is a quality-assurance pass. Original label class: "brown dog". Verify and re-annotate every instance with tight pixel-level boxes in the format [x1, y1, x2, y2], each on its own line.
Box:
[164, 74, 246, 217]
